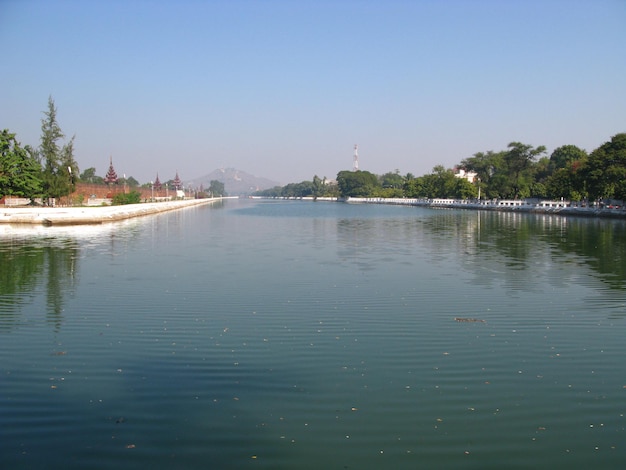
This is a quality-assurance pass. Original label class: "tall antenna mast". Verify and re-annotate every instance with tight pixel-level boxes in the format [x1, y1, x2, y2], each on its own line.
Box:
[353, 144, 359, 171]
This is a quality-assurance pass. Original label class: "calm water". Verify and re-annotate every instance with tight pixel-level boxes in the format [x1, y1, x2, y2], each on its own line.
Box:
[1, 199, 625, 469]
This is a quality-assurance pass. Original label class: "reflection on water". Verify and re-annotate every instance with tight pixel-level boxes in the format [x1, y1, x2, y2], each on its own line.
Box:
[415, 210, 626, 294]
[0, 220, 146, 332]
[1, 205, 623, 327]
[0, 237, 78, 331]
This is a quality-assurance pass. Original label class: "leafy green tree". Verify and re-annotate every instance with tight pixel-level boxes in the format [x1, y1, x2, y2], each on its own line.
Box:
[460, 150, 506, 199]
[40, 96, 64, 203]
[488, 171, 512, 199]
[208, 179, 226, 197]
[0, 129, 43, 198]
[549, 145, 587, 171]
[336, 170, 380, 197]
[375, 186, 404, 198]
[295, 180, 313, 197]
[404, 176, 428, 198]
[39, 97, 76, 205]
[311, 175, 324, 199]
[402, 166, 471, 199]
[319, 178, 340, 198]
[430, 165, 458, 198]
[454, 177, 478, 199]
[530, 181, 548, 199]
[503, 142, 546, 198]
[546, 165, 582, 200]
[61, 135, 78, 197]
[380, 170, 404, 189]
[79, 167, 104, 184]
[281, 180, 314, 197]
[254, 185, 282, 197]
[583, 133, 626, 201]
[532, 157, 551, 186]
[126, 176, 139, 187]
[80, 167, 96, 182]
[112, 190, 141, 205]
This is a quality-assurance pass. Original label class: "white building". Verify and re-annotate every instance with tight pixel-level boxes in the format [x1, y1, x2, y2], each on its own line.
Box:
[454, 168, 478, 183]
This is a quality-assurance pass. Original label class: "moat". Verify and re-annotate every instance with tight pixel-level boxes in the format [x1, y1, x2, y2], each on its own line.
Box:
[2, 199, 625, 469]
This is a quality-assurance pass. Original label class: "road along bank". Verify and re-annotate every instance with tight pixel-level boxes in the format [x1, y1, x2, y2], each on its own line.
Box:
[0, 198, 224, 226]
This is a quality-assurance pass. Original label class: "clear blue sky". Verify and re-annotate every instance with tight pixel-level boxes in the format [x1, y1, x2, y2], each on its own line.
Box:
[1, 0, 625, 185]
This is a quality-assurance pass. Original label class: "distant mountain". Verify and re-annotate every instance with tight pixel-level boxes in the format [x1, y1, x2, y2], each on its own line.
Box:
[191, 168, 280, 196]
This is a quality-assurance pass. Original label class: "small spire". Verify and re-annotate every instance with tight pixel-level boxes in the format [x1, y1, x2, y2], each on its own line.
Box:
[173, 170, 182, 190]
[104, 156, 118, 184]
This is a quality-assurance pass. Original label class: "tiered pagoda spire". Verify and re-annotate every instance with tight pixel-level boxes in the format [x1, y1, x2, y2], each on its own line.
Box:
[154, 173, 162, 190]
[173, 171, 182, 190]
[103, 156, 118, 185]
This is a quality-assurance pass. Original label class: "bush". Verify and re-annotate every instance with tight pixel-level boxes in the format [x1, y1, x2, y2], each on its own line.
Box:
[112, 191, 141, 205]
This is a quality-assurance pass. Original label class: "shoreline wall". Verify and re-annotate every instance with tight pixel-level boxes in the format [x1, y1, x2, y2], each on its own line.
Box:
[250, 196, 626, 219]
[343, 197, 626, 219]
[0, 198, 223, 226]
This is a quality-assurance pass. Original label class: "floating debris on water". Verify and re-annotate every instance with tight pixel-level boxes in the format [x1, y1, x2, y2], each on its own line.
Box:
[454, 317, 486, 323]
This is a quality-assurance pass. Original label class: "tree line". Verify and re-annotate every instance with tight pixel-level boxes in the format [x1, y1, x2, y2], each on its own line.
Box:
[1, 97, 79, 204]
[1, 97, 229, 204]
[1, 97, 150, 204]
[1, 97, 94, 204]
[3, 98, 623, 203]
[254, 134, 626, 202]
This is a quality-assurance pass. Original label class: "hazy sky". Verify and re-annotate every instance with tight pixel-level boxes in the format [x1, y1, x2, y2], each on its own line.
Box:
[1, 0, 625, 185]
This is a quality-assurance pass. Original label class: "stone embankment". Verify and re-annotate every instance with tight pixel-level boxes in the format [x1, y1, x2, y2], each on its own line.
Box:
[0, 198, 222, 226]
[252, 196, 626, 218]
[344, 197, 626, 218]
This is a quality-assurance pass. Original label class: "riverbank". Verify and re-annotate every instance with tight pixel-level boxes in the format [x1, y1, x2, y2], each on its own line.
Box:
[250, 196, 626, 219]
[343, 197, 626, 219]
[0, 198, 223, 226]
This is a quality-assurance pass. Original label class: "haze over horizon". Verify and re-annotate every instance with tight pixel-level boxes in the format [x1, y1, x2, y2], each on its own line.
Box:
[1, 0, 625, 186]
